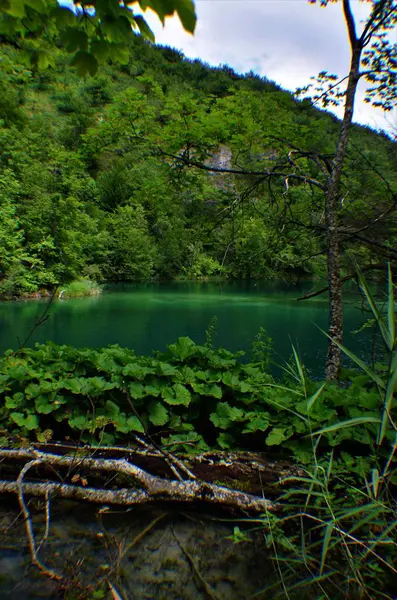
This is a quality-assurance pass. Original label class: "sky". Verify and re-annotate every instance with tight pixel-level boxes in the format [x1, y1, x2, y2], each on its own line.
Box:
[137, 0, 396, 136]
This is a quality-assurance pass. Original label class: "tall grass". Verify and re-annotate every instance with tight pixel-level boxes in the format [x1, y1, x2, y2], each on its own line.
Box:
[60, 279, 102, 299]
[254, 266, 397, 599]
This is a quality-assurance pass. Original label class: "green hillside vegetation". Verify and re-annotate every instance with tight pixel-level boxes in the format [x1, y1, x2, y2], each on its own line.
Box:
[0, 35, 396, 297]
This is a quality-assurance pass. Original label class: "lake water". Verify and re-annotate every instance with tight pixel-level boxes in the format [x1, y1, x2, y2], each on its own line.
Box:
[0, 281, 374, 377]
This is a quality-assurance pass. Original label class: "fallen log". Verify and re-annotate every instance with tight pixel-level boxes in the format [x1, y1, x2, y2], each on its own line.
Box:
[0, 446, 288, 515]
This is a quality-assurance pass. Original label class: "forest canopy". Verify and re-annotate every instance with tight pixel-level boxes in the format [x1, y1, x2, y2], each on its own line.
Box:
[0, 7, 396, 297]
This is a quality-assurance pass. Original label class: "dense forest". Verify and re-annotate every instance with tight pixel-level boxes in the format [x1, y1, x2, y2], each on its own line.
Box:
[0, 33, 396, 297]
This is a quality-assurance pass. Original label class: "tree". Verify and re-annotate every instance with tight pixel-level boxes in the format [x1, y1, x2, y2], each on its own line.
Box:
[0, 0, 196, 75]
[303, 0, 396, 378]
[161, 0, 396, 379]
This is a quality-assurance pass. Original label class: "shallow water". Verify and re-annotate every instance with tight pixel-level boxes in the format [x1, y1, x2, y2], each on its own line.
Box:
[0, 280, 373, 377]
[0, 500, 275, 599]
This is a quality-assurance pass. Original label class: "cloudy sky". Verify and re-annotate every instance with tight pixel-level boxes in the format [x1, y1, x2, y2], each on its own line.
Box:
[139, 0, 396, 135]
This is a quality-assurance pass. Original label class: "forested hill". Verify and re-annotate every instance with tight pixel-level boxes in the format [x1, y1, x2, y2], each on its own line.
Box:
[0, 34, 396, 297]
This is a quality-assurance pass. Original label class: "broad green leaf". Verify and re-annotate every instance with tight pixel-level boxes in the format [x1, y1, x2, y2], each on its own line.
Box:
[242, 412, 270, 433]
[90, 39, 111, 64]
[101, 15, 132, 44]
[105, 400, 120, 418]
[157, 362, 177, 376]
[129, 382, 145, 399]
[210, 402, 244, 429]
[35, 395, 55, 414]
[5, 392, 25, 409]
[62, 378, 83, 394]
[133, 15, 155, 42]
[265, 427, 287, 446]
[68, 415, 88, 429]
[148, 401, 168, 426]
[167, 336, 196, 360]
[172, 383, 191, 406]
[61, 28, 89, 53]
[144, 384, 161, 397]
[122, 363, 151, 379]
[71, 51, 98, 77]
[4, 0, 25, 18]
[51, 5, 76, 28]
[7, 365, 28, 382]
[10, 412, 39, 430]
[191, 382, 223, 398]
[126, 415, 145, 433]
[24, 0, 46, 13]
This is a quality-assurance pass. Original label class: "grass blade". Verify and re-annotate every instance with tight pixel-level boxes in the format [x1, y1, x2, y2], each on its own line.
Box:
[309, 416, 380, 437]
[320, 523, 333, 574]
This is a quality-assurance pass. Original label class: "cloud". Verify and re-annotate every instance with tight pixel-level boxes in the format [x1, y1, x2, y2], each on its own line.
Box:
[141, 0, 395, 135]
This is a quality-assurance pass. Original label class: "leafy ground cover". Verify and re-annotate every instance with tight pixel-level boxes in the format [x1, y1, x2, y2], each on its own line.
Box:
[0, 336, 389, 459]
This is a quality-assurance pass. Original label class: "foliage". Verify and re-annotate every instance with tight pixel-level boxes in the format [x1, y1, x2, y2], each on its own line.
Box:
[256, 266, 397, 599]
[0, 0, 196, 75]
[0, 334, 394, 457]
[61, 278, 102, 298]
[0, 36, 395, 296]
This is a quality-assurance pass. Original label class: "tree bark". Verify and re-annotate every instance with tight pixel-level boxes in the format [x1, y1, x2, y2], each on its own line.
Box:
[325, 0, 363, 380]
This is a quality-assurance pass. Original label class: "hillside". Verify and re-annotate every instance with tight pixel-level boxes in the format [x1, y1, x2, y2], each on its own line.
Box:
[0, 34, 396, 296]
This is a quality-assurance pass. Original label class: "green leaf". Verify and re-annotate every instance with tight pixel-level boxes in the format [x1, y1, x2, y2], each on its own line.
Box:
[148, 401, 168, 426]
[157, 362, 177, 376]
[101, 15, 132, 44]
[7, 365, 29, 382]
[123, 363, 152, 379]
[210, 402, 244, 429]
[265, 427, 287, 446]
[10, 412, 39, 430]
[129, 382, 145, 399]
[319, 327, 385, 389]
[68, 415, 87, 430]
[133, 15, 155, 42]
[167, 336, 196, 361]
[5, 392, 25, 409]
[126, 415, 145, 433]
[90, 39, 111, 64]
[62, 378, 83, 394]
[172, 383, 191, 406]
[242, 412, 270, 433]
[222, 372, 241, 388]
[4, 0, 25, 18]
[24, 0, 46, 13]
[71, 51, 98, 77]
[105, 400, 120, 418]
[61, 28, 89, 53]
[144, 384, 161, 397]
[51, 5, 76, 28]
[217, 432, 235, 449]
[35, 395, 55, 414]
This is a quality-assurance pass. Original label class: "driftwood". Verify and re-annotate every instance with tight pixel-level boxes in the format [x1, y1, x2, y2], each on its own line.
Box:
[0, 442, 300, 587]
[0, 445, 297, 514]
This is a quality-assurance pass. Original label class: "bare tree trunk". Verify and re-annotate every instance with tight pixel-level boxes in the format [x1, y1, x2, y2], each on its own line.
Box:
[325, 0, 362, 380]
